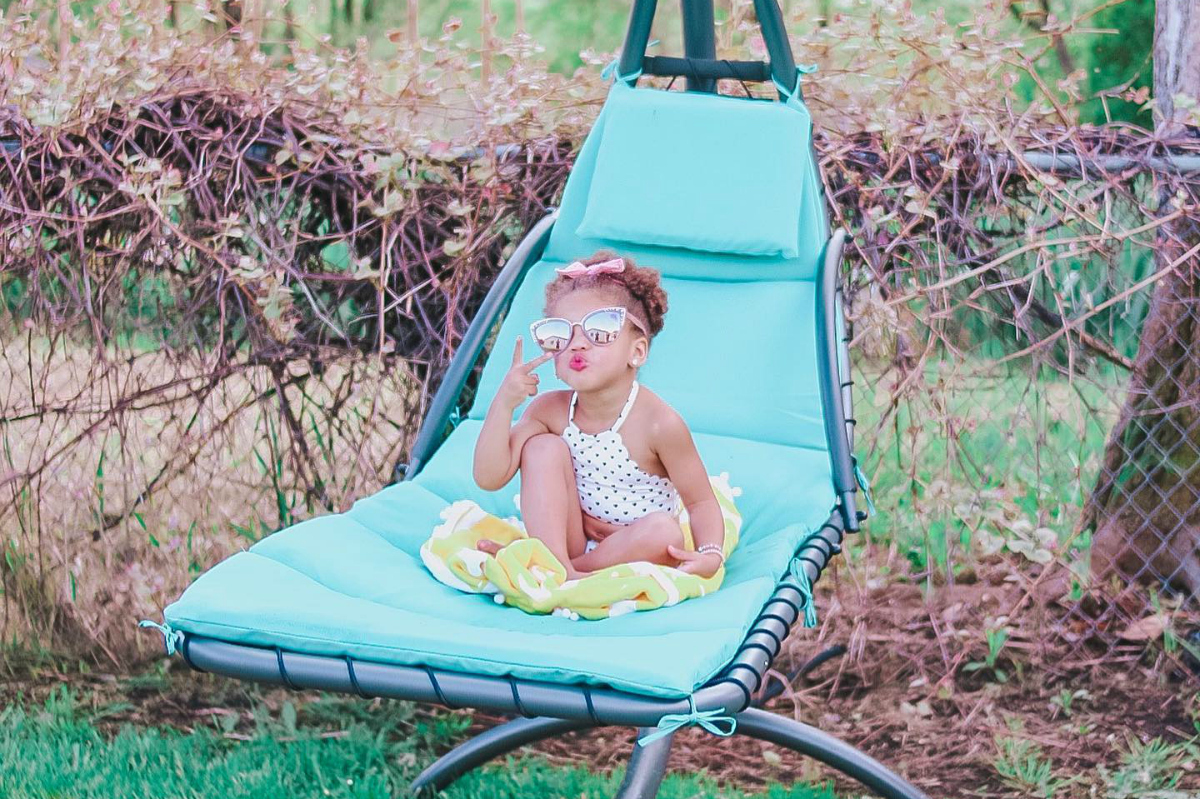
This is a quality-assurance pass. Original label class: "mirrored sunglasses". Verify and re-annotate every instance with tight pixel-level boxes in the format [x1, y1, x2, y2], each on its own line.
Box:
[529, 306, 645, 352]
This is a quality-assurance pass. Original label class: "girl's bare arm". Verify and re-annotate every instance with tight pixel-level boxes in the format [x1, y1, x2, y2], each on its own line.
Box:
[654, 409, 724, 564]
[473, 395, 556, 490]
[473, 337, 555, 490]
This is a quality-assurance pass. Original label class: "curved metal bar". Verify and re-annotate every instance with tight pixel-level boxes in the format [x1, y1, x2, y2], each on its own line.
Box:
[409, 716, 595, 795]
[734, 708, 931, 799]
[815, 228, 861, 531]
[614, 729, 675, 799]
[716, 515, 845, 699]
[836, 280, 855, 455]
[399, 209, 559, 482]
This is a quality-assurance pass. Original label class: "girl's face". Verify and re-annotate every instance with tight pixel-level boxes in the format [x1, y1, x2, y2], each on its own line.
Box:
[544, 288, 648, 391]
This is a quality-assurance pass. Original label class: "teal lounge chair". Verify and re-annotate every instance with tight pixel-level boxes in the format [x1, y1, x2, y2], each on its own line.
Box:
[138, 2, 927, 797]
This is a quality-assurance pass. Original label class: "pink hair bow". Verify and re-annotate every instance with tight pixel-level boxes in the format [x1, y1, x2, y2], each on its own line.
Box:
[555, 256, 626, 278]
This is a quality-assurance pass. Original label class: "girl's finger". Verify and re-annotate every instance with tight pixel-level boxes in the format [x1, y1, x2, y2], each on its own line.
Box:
[523, 350, 554, 372]
[667, 545, 693, 560]
[512, 336, 523, 367]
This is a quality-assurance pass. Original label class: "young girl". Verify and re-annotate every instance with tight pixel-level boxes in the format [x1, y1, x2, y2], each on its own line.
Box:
[471, 251, 727, 581]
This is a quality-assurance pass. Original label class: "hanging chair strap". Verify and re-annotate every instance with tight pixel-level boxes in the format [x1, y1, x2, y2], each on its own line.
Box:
[852, 455, 876, 516]
[770, 62, 819, 105]
[601, 39, 661, 86]
[137, 619, 184, 656]
[637, 695, 737, 747]
[788, 554, 820, 629]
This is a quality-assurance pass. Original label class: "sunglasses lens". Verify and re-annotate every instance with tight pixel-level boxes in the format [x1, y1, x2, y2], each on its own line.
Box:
[584, 309, 624, 345]
[531, 319, 570, 351]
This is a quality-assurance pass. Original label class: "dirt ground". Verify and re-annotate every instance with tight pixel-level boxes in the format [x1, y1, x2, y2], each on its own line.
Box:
[467, 555, 1200, 798]
[3, 553, 1198, 799]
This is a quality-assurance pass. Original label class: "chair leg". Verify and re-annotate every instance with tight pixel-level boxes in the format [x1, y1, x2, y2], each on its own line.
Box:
[734, 707, 931, 799]
[409, 716, 595, 795]
[612, 728, 674, 799]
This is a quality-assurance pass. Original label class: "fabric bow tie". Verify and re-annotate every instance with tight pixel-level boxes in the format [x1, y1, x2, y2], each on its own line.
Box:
[636, 696, 738, 747]
[555, 257, 626, 278]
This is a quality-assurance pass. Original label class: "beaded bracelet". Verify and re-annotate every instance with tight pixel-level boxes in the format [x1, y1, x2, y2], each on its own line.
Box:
[696, 544, 725, 565]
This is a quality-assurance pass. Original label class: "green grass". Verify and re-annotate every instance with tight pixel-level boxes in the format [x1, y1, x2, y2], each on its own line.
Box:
[0, 685, 838, 798]
[450, 760, 837, 799]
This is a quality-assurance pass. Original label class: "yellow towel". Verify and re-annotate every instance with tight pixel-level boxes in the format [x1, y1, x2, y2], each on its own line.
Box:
[420, 473, 742, 620]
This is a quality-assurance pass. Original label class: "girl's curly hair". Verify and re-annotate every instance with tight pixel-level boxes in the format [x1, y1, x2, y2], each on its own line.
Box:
[543, 250, 669, 338]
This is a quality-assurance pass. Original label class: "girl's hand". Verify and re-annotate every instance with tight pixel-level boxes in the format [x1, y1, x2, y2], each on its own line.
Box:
[667, 545, 723, 578]
[497, 336, 554, 412]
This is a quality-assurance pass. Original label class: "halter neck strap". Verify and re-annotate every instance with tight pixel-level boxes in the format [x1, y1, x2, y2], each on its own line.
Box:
[568, 381, 639, 433]
[612, 380, 639, 432]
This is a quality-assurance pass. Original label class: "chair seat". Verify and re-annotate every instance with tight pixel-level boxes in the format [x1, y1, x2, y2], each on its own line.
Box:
[163, 423, 835, 698]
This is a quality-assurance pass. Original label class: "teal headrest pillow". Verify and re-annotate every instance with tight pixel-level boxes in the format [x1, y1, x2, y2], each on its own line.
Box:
[574, 82, 814, 259]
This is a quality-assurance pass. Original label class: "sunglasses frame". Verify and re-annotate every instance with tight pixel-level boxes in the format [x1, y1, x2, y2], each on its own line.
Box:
[529, 306, 648, 352]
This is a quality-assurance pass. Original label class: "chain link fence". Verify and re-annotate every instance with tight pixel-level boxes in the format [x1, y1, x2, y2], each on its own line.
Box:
[837, 139, 1200, 683]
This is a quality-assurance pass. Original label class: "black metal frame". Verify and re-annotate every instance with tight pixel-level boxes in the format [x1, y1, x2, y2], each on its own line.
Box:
[169, 3, 926, 796]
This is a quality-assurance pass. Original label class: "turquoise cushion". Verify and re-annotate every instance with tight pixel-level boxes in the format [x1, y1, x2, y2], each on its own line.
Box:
[157, 81, 838, 700]
[163, 423, 835, 698]
[546, 84, 827, 282]
[576, 81, 814, 258]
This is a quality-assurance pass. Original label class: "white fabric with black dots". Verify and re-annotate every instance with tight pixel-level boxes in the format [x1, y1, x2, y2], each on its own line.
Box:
[561, 380, 680, 525]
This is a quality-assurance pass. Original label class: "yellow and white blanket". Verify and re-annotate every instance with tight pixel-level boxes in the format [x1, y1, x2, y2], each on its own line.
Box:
[420, 473, 742, 620]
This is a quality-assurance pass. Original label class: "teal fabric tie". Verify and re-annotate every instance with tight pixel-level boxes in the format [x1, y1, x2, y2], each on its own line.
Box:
[138, 619, 184, 656]
[853, 458, 876, 516]
[788, 557, 819, 628]
[601, 57, 643, 85]
[637, 696, 737, 747]
[601, 39, 659, 85]
[771, 62, 819, 105]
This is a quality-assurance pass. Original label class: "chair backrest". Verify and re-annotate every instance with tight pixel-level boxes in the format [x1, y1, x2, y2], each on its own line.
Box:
[465, 80, 832, 456]
[405, 77, 854, 542]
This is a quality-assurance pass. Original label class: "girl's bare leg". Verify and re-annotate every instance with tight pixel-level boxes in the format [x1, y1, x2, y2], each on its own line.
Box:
[478, 433, 589, 578]
[571, 511, 684, 572]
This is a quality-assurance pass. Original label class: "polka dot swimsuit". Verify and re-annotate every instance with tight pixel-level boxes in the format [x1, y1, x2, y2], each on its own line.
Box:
[562, 380, 680, 525]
